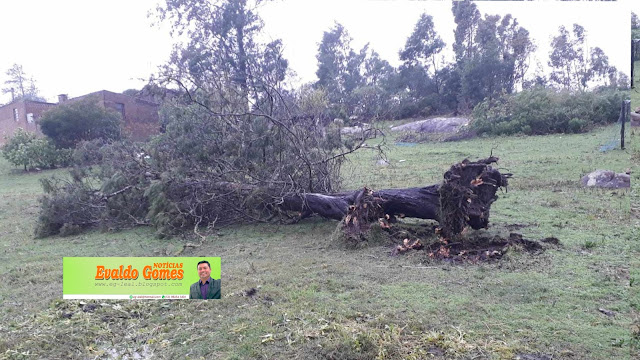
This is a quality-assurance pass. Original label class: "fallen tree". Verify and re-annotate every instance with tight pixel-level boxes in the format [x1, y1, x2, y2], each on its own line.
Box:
[36, 149, 509, 240]
[280, 156, 510, 238]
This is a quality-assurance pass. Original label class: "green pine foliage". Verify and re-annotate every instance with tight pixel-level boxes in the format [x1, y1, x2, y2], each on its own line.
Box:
[33, 99, 355, 238]
[34, 140, 151, 238]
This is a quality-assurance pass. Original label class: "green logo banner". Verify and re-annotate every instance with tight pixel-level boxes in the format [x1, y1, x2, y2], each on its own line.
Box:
[63, 257, 221, 299]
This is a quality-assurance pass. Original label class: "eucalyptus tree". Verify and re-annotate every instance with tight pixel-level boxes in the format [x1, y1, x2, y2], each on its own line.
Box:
[315, 22, 369, 118]
[356, 50, 397, 119]
[548, 24, 617, 91]
[452, 0, 482, 64]
[399, 13, 445, 93]
[451, 1, 534, 110]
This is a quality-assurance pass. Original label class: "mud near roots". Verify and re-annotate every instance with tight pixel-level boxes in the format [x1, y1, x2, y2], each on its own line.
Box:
[389, 226, 560, 263]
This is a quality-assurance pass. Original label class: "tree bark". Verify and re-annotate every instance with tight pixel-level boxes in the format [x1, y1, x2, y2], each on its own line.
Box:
[280, 185, 440, 222]
[280, 157, 509, 236]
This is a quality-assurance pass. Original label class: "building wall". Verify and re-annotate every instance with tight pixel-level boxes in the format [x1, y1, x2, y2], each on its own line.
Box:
[0, 100, 56, 145]
[102, 91, 160, 141]
[0, 90, 161, 145]
[71, 90, 160, 141]
[25, 101, 58, 136]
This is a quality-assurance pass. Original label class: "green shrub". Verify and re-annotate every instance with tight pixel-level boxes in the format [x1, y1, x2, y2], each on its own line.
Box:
[39, 97, 121, 149]
[1, 129, 72, 171]
[568, 118, 587, 133]
[470, 87, 627, 136]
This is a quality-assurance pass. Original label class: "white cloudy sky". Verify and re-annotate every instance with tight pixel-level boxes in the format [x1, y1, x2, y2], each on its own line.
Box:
[0, 0, 632, 104]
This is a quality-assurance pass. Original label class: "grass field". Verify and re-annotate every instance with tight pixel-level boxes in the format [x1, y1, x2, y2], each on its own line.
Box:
[629, 61, 640, 359]
[0, 120, 635, 359]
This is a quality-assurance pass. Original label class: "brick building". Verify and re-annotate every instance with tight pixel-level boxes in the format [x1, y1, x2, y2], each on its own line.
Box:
[0, 90, 160, 145]
[68, 90, 160, 141]
[0, 100, 57, 143]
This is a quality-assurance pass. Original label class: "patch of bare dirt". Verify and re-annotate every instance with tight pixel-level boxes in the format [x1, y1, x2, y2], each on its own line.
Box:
[515, 354, 553, 360]
[506, 223, 535, 231]
[425, 233, 550, 263]
[386, 225, 560, 263]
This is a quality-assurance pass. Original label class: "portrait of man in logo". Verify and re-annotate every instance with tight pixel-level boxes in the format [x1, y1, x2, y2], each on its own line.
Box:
[189, 260, 221, 299]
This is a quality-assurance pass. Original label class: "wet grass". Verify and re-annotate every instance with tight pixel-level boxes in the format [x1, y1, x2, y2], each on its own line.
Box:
[0, 122, 634, 359]
[630, 60, 640, 358]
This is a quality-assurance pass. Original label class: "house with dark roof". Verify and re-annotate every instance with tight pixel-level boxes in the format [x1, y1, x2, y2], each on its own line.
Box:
[0, 90, 160, 145]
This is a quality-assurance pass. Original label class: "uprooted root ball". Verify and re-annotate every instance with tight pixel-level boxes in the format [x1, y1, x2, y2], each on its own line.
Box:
[438, 156, 511, 238]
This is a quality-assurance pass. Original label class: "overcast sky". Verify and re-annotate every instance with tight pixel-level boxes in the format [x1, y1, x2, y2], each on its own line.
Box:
[0, 0, 632, 105]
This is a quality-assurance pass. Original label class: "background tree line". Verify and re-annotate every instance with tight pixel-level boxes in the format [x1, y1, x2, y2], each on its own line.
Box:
[311, 1, 627, 123]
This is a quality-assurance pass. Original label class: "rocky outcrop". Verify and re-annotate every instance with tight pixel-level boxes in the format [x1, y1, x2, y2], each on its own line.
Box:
[390, 117, 470, 133]
[581, 170, 630, 189]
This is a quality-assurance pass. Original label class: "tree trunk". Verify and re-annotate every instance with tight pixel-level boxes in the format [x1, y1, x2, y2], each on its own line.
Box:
[280, 185, 440, 222]
[280, 157, 510, 237]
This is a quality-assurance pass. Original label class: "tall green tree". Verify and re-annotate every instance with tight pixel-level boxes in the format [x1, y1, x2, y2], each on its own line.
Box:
[495, 14, 536, 89]
[2, 64, 45, 102]
[363, 51, 395, 87]
[315, 22, 350, 95]
[353, 50, 398, 119]
[314, 22, 368, 117]
[156, 0, 287, 114]
[400, 13, 445, 70]
[548, 25, 578, 90]
[452, 0, 482, 63]
[589, 47, 614, 86]
[548, 24, 613, 91]
[399, 13, 445, 93]
[465, 14, 534, 104]
[452, 1, 534, 110]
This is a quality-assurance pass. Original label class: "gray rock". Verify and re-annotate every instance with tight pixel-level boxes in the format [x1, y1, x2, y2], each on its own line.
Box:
[341, 124, 371, 135]
[390, 117, 470, 133]
[630, 111, 640, 127]
[581, 170, 630, 189]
